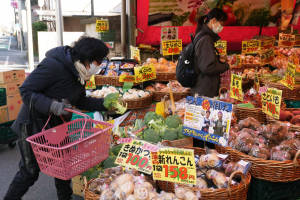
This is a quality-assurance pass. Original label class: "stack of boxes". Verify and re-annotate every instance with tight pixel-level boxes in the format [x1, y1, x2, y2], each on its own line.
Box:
[72, 175, 84, 196]
[0, 70, 25, 123]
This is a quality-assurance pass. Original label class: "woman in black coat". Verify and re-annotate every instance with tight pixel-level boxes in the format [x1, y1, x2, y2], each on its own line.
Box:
[4, 36, 109, 200]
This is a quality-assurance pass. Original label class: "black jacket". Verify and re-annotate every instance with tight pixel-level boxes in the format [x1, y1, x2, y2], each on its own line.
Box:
[190, 24, 229, 97]
[11, 46, 107, 135]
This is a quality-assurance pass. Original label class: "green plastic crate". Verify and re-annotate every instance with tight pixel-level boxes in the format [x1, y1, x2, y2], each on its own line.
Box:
[71, 112, 94, 121]
[98, 30, 116, 42]
[285, 100, 300, 108]
[0, 88, 6, 107]
[0, 121, 17, 143]
[247, 177, 300, 200]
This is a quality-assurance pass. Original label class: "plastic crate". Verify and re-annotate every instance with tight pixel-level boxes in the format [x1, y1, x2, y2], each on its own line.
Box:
[247, 177, 300, 200]
[71, 112, 94, 121]
[0, 121, 17, 143]
[98, 30, 116, 42]
[0, 88, 6, 107]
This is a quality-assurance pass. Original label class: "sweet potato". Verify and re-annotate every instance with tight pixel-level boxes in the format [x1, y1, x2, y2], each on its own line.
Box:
[280, 110, 286, 121]
[292, 110, 300, 115]
[296, 123, 300, 126]
[291, 115, 300, 125]
[285, 111, 294, 121]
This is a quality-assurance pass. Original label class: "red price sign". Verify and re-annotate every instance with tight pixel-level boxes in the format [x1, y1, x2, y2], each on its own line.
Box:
[230, 74, 243, 101]
[262, 88, 282, 119]
[295, 34, 300, 46]
[260, 37, 275, 50]
[279, 33, 295, 47]
[215, 41, 227, 55]
[260, 48, 274, 66]
[266, 102, 277, 115]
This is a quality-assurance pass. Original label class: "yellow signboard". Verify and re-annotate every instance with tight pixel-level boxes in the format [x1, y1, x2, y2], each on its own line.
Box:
[162, 39, 182, 56]
[254, 73, 260, 92]
[215, 40, 227, 55]
[280, 62, 296, 90]
[242, 40, 261, 54]
[151, 147, 197, 185]
[278, 33, 295, 47]
[130, 46, 141, 64]
[119, 75, 136, 82]
[134, 64, 156, 83]
[230, 74, 243, 101]
[260, 48, 275, 66]
[294, 34, 300, 46]
[262, 88, 282, 120]
[260, 37, 275, 50]
[95, 20, 109, 32]
[85, 75, 96, 89]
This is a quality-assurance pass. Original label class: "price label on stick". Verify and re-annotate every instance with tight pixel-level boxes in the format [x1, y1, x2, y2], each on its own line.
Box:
[260, 37, 275, 50]
[162, 39, 182, 56]
[260, 48, 274, 66]
[130, 46, 141, 64]
[95, 20, 109, 32]
[230, 74, 243, 101]
[280, 62, 296, 90]
[279, 33, 295, 47]
[262, 88, 282, 120]
[254, 73, 260, 92]
[295, 34, 300, 46]
[241, 40, 261, 54]
[215, 41, 227, 55]
[119, 75, 136, 82]
[114, 139, 153, 174]
[151, 147, 197, 185]
[85, 75, 96, 89]
[134, 64, 156, 83]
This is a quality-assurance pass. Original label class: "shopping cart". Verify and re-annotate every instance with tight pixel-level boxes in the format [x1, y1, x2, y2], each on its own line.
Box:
[26, 108, 113, 180]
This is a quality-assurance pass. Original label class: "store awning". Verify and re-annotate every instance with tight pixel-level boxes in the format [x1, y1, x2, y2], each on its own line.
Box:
[35, 10, 120, 17]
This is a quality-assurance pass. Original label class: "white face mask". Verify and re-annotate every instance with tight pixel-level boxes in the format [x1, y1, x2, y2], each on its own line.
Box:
[212, 22, 223, 34]
[87, 62, 101, 75]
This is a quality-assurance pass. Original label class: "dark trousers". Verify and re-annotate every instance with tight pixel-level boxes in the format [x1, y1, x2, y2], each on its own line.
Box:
[4, 137, 73, 200]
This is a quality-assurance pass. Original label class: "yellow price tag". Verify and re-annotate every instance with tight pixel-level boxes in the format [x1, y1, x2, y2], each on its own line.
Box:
[130, 46, 141, 64]
[230, 74, 243, 101]
[156, 101, 165, 118]
[280, 62, 296, 90]
[260, 37, 275, 50]
[260, 48, 275, 66]
[134, 64, 156, 83]
[119, 75, 136, 82]
[295, 34, 300, 46]
[241, 40, 261, 54]
[254, 73, 260, 92]
[162, 39, 182, 56]
[279, 33, 295, 47]
[95, 20, 109, 32]
[215, 41, 227, 55]
[85, 75, 96, 89]
[262, 88, 282, 120]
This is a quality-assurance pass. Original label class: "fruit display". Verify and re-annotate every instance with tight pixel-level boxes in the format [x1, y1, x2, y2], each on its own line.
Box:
[240, 54, 261, 65]
[145, 81, 189, 93]
[279, 109, 300, 126]
[144, 58, 177, 73]
[242, 68, 271, 79]
[271, 47, 300, 71]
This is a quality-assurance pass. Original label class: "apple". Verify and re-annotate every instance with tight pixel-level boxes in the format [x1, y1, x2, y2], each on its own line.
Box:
[224, 13, 237, 26]
[222, 5, 232, 14]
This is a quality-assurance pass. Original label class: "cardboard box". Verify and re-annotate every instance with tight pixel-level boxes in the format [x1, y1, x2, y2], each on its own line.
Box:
[0, 81, 23, 95]
[72, 183, 83, 197]
[72, 175, 84, 185]
[0, 70, 25, 84]
[0, 106, 8, 124]
[6, 94, 22, 121]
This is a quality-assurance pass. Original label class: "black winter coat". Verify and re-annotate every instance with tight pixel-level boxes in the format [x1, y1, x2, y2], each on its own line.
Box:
[11, 46, 107, 135]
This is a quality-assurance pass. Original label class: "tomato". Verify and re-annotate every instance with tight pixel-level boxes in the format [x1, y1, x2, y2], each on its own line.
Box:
[222, 5, 232, 14]
[224, 13, 237, 26]
[189, 9, 198, 26]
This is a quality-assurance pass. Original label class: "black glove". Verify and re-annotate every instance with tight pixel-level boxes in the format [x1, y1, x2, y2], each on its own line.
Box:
[49, 101, 72, 116]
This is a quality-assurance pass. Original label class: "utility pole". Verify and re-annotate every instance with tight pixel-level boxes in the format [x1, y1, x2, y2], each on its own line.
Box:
[121, 0, 126, 57]
[91, 0, 94, 18]
[17, 0, 24, 55]
[26, 0, 34, 71]
[55, 0, 64, 46]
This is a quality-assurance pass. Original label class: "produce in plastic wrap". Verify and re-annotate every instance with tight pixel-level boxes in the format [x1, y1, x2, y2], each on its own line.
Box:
[147, 58, 158, 64]
[286, 132, 296, 140]
[125, 194, 136, 200]
[134, 185, 150, 200]
[160, 192, 176, 200]
[249, 146, 270, 160]
[206, 169, 228, 189]
[238, 117, 261, 131]
[100, 189, 115, 200]
[145, 86, 155, 92]
[260, 123, 288, 142]
[154, 82, 167, 91]
[109, 179, 119, 192]
[270, 150, 292, 161]
[158, 58, 168, 65]
[120, 181, 135, 198]
[117, 174, 133, 187]
[195, 177, 208, 189]
[175, 186, 186, 199]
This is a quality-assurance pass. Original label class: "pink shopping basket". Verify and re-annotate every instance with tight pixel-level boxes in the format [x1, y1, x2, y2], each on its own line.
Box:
[26, 108, 113, 180]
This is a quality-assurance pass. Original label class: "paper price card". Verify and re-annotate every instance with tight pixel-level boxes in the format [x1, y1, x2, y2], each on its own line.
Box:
[230, 74, 243, 101]
[215, 41, 227, 55]
[183, 96, 233, 147]
[85, 75, 96, 89]
[130, 46, 141, 64]
[295, 34, 300, 46]
[95, 20, 109, 32]
[151, 147, 197, 185]
[262, 88, 282, 120]
[260, 37, 275, 50]
[162, 39, 182, 56]
[134, 64, 156, 83]
[241, 40, 261, 54]
[115, 139, 153, 174]
[260, 48, 275, 66]
[280, 62, 296, 90]
[279, 33, 295, 47]
[119, 75, 136, 82]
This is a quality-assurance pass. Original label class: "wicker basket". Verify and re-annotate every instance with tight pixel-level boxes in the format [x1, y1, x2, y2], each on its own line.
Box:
[95, 75, 139, 87]
[161, 137, 193, 148]
[83, 177, 100, 200]
[152, 91, 191, 102]
[153, 72, 177, 82]
[121, 93, 153, 110]
[215, 145, 300, 182]
[235, 106, 267, 124]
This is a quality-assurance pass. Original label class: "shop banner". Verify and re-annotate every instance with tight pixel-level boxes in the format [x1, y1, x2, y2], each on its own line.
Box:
[215, 41, 227, 55]
[115, 139, 153, 174]
[262, 88, 282, 120]
[260, 37, 275, 50]
[134, 64, 156, 83]
[242, 40, 261, 54]
[162, 39, 182, 56]
[95, 20, 109, 32]
[183, 96, 233, 147]
[85, 75, 96, 89]
[130, 46, 141, 64]
[230, 74, 243, 101]
[279, 33, 295, 47]
[254, 73, 260, 92]
[260, 48, 275, 66]
[119, 75, 136, 82]
[294, 34, 300, 46]
[280, 62, 296, 90]
[151, 147, 197, 185]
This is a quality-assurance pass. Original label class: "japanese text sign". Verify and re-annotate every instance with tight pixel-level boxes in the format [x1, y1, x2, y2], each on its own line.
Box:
[119, 75, 136, 82]
[215, 41, 227, 55]
[262, 88, 282, 119]
[85, 75, 96, 89]
[162, 39, 182, 56]
[130, 46, 141, 64]
[183, 96, 233, 147]
[242, 40, 261, 54]
[254, 73, 260, 92]
[134, 64, 156, 83]
[260, 48, 275, 66]
[295, 34, 300, 46]
[280, 62, 296, 90]
[230, 74, 243, 101]
[115, 139, 152, 174]
[260, 37, 275, 50]
[279, 33, 295, 47]
[151, 147, 197, 185]
[95, 20, 109, 32]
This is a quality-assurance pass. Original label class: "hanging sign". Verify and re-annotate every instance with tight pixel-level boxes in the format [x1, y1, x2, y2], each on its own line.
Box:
[215, 41, 227, 55]
[294, 34, 300, 46]
[95, 20, 109, 32]
[130, 46, 141, 64]
[278, 33, 295, 47]
[134, 64, 156, 83]
[115, 139, 153, 175]
[241, 40, 261, 54]
[119, 75, 136, 82]
[254, 73, 260, 92]
[262, 88, 282, 120]
[162, 39, 182, 56]
[230, 74, 243, 101]
[151, 147, 197, 185]
[280, 62, 296, 90]
[85, 75, 96, 89]
[260, 48, 275, 66]
[260, 37, 275, 50]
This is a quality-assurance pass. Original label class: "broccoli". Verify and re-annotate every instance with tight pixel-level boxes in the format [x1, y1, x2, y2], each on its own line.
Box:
[161, 128, 178, 141]
[148, 119, 166, 133]
[144, 112, 158, 125]
[136, 132, 144, 140]
[103, 93, 127, 114]
[157, 115, 165, 122]
[165, 115, 183, 129]
[144, 128, 161, 143]
[103, 155, 118, 169]
[177, 124, 189, 139]
[134, 119, 143, 131]
[111, 144, 124, 156]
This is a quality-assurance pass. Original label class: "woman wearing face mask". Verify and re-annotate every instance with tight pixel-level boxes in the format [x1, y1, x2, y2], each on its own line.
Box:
[191, 8, 234, 98]
[4, 36, 109, 200]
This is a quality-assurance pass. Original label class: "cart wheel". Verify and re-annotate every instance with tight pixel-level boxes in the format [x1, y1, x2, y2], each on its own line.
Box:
[8, 141, 16, 148]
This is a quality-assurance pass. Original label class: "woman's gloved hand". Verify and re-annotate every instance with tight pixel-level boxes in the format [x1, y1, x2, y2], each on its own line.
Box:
[49, 100, 72, 116]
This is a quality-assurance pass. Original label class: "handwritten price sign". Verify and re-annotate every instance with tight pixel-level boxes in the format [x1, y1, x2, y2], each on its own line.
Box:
[280, 62, 296, 90]
[119, 75, 136, 82]
[260, 48, 275, 66]
[242, 40, 261, 54]
[295, 34, 300, 46]
[254, 73, 260, 92]
[134, 64, 156, 83]
[230, 74, 243, 101]
[262, 88, 282, 119]
[279, 33, 295, 47]
[95, 20, 109, 32]
[215, 41, 227, 55]
[130, 46, 141, 64]
[260, 37, 275, 50]
[85, 75, 96, 89]
[151, 147, 197, 185]
[162, 39, 182, 56]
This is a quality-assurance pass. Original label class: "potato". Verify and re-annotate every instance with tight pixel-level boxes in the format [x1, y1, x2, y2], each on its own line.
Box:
[291, 115, 300, 125]
[280, 110, 286, 121]
[285, 111, 294, 121]
[292, 111, 300, 115]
